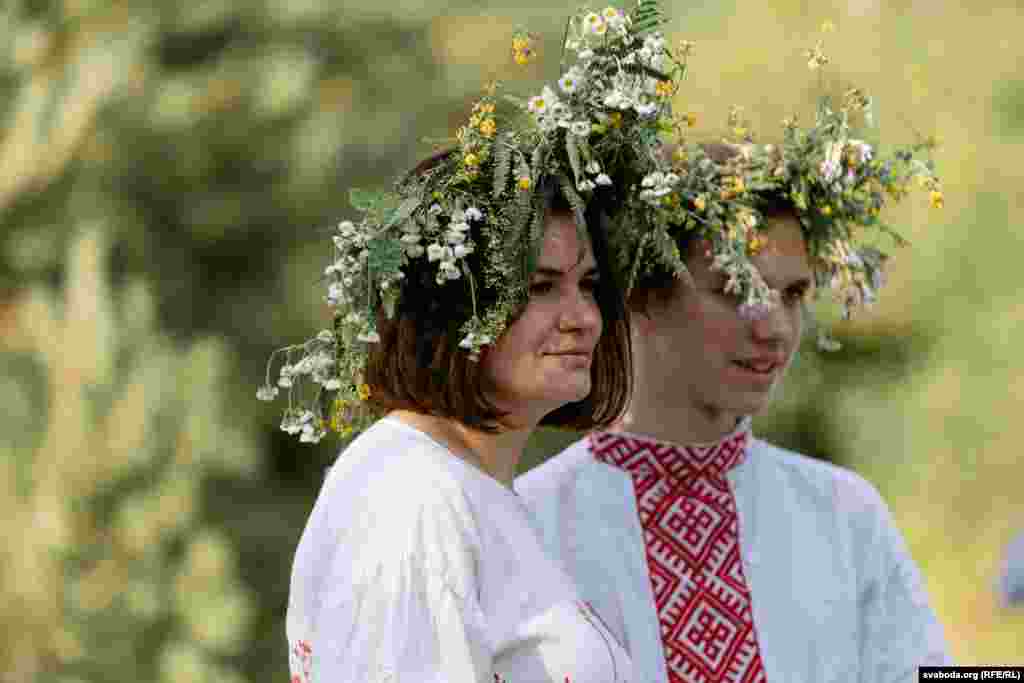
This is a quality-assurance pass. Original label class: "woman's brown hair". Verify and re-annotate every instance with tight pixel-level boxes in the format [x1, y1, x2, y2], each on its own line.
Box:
[364, 151, 632, 432]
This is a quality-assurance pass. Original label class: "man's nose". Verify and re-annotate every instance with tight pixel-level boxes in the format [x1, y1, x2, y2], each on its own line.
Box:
[749, 302, 792, 342]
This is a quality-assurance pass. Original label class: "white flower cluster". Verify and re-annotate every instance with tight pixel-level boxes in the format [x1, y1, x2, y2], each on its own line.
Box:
[819, 139, 873, 187]
[525, 8, 673, 141]
[580, 7, 631, 39]
[280, 409, 325, 444]
[458, 330, 493, 350]
[257, 330, 340, 408]
[639, 170, 680, 204]
[712, 251, 777, 321]
[325, 220, 366, 307]
[423, 205, 480, 285]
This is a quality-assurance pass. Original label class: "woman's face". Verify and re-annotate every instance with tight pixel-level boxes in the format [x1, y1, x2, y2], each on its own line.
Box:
[481, 211, 603, 426]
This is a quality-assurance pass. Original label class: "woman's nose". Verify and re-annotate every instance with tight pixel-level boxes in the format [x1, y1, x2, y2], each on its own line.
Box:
[558, 287, 601, 333]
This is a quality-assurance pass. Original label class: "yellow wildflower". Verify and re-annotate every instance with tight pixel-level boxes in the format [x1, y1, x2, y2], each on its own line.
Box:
[608, 112, 623, 129]
[469, 114, 481, 128]
[748, 234, 767, 254]
[676, 40, 696, 57]
[655, 81, 673, 99]
[357, 383, 371, 400]
[518, 176, 532, 191]
[479, 118, 496, 138]
[693, 195, 707, 212]
[684, 113, 697, 127]
[464, 153, 480, 167]
[512, 34, 536, 65]
[821, 205, 833, 216]
[929, 190, 944, 209]
[821, 20, 836, 33]
[479, 102, 495, 114]
[805, 41, 829, 70]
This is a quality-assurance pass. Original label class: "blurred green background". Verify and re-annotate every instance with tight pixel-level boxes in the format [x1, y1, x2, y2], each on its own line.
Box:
[1, 0, 1021, 680]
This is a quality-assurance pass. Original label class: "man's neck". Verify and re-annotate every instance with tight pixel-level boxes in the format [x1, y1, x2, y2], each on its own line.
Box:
[613, 394, 745, 446]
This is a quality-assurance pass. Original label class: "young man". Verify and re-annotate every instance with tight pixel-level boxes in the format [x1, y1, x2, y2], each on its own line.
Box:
[516, 174, 952, 681]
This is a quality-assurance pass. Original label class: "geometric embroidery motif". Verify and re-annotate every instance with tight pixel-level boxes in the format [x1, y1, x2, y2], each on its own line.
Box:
[590, 426, 767, 683]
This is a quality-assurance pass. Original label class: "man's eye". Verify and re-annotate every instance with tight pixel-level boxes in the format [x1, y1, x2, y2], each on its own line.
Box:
[529, 281, 553, 296]
[784, 286, 809, 304]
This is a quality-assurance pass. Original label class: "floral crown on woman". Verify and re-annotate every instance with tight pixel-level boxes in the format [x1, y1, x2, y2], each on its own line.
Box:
[258, 0, 730, 443]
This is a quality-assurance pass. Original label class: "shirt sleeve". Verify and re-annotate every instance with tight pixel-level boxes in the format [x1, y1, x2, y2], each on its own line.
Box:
[310, 469, 495, 683]
[855, 483, 953, 682]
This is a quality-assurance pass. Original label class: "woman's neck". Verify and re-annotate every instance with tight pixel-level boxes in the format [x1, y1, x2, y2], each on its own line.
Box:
[389, 410, 534, 488]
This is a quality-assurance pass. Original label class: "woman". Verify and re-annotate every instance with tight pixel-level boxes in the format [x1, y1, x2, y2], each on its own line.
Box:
[282, 170, 634, 681]
[260, 5, 696, 677]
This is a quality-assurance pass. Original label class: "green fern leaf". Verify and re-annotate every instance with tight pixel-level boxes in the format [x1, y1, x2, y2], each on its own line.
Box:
[493, 138, 512, 199]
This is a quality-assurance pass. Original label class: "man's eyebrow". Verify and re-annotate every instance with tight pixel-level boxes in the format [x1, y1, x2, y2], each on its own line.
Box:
[532, 264, 600, 277]
[783, 277, 813, 290]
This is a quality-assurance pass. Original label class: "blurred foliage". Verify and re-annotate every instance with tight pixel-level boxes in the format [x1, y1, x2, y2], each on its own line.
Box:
[0, 228, 259, 682]
[1, 0, 1023, 678]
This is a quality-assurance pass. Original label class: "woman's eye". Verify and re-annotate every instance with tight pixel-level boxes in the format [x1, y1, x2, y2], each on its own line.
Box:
[581, 278, 600, 293]
[528, 281, 553, 296]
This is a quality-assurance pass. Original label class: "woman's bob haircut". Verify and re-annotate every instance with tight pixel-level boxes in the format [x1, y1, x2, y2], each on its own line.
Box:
[364, 150, 632, 432]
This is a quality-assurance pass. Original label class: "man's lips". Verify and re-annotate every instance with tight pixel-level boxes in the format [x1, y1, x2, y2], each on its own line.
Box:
[732, 356, 785, 374]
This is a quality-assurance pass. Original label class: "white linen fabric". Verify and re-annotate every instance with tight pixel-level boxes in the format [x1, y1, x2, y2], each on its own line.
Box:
[286, 415, 634, 683]
[515, 433, 953, 683]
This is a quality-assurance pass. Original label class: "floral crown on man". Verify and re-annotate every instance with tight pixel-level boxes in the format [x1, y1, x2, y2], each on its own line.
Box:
[620, 22, 943, 350]
[258, 0, 736, 443]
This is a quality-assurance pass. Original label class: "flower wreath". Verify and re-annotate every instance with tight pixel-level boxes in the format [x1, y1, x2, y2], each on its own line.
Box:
[624, 23, 943, 350]
[259, 8, 941, 443]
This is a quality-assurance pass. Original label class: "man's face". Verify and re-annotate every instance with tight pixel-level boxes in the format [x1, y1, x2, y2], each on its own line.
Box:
[643, 211, 813, 425]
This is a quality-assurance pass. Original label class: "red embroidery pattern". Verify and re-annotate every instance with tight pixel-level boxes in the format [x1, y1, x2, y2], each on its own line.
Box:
[289, 639, 313, 683]
[590, 428, 766, 683]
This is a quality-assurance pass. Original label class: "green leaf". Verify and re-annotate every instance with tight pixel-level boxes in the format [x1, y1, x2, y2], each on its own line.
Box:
[493, 139, 512, 199]
[366, 235, 405, 274]
[349, 188, 382, 211]
[557, 172, 588, 236]
[383, 197, 421, 229]
[566, 134, 583, 183]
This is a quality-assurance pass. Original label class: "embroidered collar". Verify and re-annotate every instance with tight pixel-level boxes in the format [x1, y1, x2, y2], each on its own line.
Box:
[589, 417, 752, 483]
